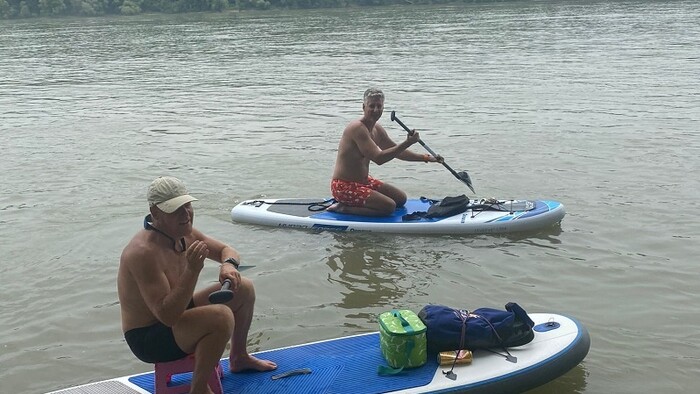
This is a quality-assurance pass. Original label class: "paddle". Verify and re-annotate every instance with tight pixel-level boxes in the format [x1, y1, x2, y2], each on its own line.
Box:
[390, 111, 475, 194]
[209, 279, 233, 304]
[207, 265, 255, 304]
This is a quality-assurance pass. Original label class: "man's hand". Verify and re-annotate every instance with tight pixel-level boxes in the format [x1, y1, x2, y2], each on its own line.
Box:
[407, 130, 421, 144]
[219, 263, 242, 293]
[186, 240, 208, 273]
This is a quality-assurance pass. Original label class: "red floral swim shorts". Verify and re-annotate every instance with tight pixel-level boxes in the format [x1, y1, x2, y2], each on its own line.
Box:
[330, 176, 384, 207]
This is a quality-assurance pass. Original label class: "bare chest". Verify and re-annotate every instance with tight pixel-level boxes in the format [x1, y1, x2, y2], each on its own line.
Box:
[159, 251, 188, 286]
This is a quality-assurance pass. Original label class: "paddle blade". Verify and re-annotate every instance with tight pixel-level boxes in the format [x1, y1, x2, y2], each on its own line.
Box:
[457, 171, 475, 193]
[208, 279, 234, 304]
[209, 290, 233, 304]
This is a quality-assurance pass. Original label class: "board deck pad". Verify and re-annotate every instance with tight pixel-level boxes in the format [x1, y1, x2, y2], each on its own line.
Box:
[128, 333, 437, 394]
[264, 198, 537, 223]
[267, 199, 334, 217]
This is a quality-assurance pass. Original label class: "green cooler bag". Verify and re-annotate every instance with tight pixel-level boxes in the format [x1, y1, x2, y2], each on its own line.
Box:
[378, 309, 427, 375]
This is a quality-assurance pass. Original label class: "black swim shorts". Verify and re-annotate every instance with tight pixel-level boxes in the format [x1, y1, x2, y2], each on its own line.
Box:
[123, 299, 195, 363]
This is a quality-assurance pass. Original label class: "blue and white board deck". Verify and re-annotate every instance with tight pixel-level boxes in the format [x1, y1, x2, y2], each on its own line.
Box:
[230, 197, 565, 235]
[47, 313, 589, 394]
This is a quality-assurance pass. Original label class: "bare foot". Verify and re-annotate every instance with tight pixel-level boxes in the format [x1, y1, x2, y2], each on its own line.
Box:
[230, 354, 277, 373]
[326, 202, 346, 213]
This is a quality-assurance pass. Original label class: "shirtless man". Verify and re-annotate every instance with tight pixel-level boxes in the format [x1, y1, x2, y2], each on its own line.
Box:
[330, 88, 442, 216]
[118, 176, 276, 394]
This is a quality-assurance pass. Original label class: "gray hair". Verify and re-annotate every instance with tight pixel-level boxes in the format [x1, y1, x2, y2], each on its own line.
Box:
[363, 87, 384, 102]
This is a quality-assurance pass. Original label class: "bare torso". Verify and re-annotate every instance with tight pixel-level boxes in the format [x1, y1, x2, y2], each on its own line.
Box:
[118, 229, 193, 332]
[332, 118, 384, 182]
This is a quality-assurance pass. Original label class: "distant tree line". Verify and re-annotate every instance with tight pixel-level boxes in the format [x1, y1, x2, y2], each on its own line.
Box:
[1, 0, 474, 19]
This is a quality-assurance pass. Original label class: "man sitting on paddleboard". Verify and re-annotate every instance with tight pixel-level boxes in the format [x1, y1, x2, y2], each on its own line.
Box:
[118, 176, 276, 394]
[329, 88, 442, 216]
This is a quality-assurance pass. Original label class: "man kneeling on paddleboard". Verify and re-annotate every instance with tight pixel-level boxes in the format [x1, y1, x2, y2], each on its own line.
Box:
[330, 87, 442, 216]
[118, 176, 276, 394]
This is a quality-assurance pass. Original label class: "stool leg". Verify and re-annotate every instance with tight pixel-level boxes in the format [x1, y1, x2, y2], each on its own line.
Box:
[207, 362, 224, 394]
[154, 356, 222, 394]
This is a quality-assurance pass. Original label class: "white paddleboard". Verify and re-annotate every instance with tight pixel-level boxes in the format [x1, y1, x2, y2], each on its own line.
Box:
[231, 197, 565, 234]
[47, 312, 589, 394]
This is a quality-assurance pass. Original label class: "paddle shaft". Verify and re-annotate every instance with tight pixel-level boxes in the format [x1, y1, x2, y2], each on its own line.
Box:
[391, 113, 467, 182]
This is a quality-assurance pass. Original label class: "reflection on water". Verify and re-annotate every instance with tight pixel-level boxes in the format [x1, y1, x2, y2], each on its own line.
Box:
[327, 233, 420, 312]
[529, 363, 589, 394]
[501, 222, 564, 246]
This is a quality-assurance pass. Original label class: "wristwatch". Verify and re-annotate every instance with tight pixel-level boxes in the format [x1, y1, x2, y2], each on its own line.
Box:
[223, 257, 240, 269]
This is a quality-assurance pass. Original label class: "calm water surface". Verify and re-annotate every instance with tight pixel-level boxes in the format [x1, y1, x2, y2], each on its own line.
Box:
[1, 1, 699, 393]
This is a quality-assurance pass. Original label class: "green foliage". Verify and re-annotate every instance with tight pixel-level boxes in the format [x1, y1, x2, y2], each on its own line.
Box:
[19, 0, 35, 17]
[39, 0, 61, 15]
[211, 0, 226, 11]
[71, 0, 106, 15]
[119, 0, 140, 14]
[0, 0, 13, 17]
[237, 0, 269, 10]
[0, 0, 497, 18]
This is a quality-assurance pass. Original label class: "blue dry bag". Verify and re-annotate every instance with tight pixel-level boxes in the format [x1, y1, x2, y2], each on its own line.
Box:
[417, 302, 535, 352]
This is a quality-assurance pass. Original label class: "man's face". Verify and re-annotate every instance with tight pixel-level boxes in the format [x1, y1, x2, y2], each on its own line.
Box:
[363, 97, 384, 120]
[161, 202, 194, 237]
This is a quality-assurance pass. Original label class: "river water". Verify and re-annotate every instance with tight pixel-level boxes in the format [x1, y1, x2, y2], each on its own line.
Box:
[1, 1, 698, 393]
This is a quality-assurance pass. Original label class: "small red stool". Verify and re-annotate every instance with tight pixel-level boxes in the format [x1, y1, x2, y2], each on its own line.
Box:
[154, 354, 223, 394]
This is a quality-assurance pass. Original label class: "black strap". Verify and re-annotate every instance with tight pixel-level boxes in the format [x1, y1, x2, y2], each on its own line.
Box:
[143, 214, 186, 252]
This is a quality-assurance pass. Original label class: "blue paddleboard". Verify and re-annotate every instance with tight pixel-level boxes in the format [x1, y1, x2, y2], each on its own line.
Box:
[47, 312, 589, 394]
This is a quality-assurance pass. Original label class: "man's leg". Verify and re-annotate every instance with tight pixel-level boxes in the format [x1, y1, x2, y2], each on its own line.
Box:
[376, 182, 407, 208]
[329, 191, 396, 216]
[353, 191, 397, 216]
[330, 179, 397, 216]
[195, 279, 277, 373]
[172, 305, 233, 394]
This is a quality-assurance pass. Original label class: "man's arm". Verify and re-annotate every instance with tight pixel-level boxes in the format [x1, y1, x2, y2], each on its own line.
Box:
[375, 125, 442, 163]
[396, 149, 429, 162]
[192, 228, 243, 291]
[353, 123, 419, 165]
[193, 227, 240, 264]
[126, 246, 200, 327]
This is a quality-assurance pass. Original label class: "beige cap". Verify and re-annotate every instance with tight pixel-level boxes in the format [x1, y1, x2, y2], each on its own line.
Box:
[147, 176, 198, 213]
